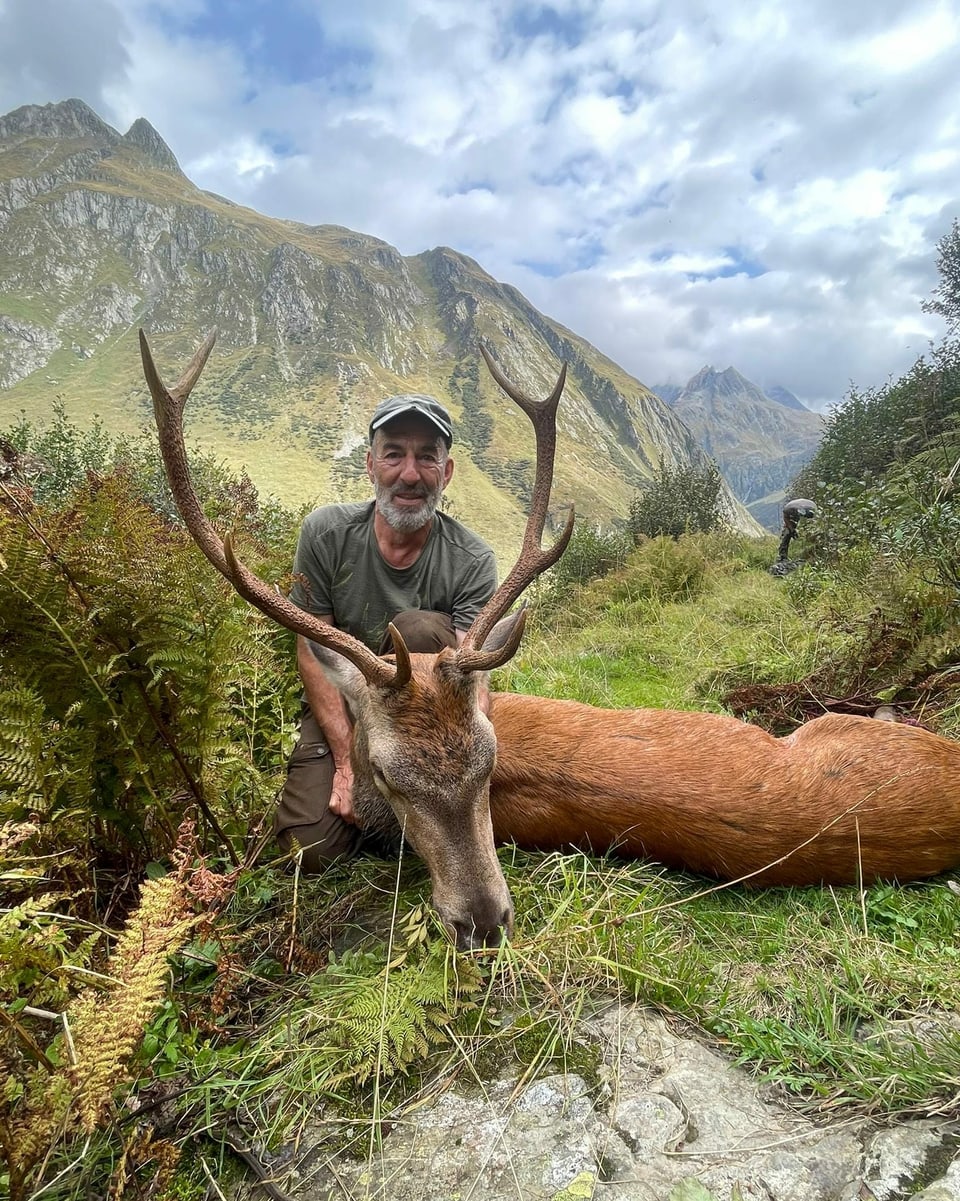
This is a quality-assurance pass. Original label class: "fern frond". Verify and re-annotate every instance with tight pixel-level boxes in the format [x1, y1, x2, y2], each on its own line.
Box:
[4, 871, 199, 1194]
[66, 873, 199, 1132]
[274, 942, 483, 1085]
[0, 686, 55, 802]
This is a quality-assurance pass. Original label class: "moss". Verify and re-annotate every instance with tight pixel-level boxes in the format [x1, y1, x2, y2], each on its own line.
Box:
[472, 1017, 604, 1094]
[551, 1170, 597, 1200]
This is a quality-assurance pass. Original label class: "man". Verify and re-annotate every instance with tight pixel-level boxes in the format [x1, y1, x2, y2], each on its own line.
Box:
[275, 393, 498, 870]
[777, 497, 817, 563]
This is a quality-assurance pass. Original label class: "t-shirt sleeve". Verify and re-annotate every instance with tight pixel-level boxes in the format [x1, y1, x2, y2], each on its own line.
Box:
[290, 516, 334, 616]
[451, 550, 498, 632]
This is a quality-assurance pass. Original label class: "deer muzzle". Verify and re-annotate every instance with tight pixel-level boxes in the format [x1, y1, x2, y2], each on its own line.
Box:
[439, 893, 515, 953]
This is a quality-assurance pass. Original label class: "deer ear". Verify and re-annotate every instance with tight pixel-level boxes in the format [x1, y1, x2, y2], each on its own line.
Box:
[307, 641, 367, 700]
[480, 605, 527, 659]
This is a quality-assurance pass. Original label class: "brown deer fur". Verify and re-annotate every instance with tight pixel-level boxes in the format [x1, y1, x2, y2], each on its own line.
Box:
[489, 693, 960, 885]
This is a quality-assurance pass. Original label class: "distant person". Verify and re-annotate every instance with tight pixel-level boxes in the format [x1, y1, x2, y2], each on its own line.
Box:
[275, 393, 498, 871]
[777, 498, 817, 563]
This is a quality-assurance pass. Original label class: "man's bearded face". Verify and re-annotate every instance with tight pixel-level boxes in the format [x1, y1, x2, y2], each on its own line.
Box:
[369, 422, 449, 532]
[374, 472, 444, 532]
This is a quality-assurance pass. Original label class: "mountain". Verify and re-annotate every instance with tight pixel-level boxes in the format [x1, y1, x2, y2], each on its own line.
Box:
[762, 383, 809, 414]
[0, 99, 762, 557]
[650, 383, 683, 406]
[655, 366, 823, 526]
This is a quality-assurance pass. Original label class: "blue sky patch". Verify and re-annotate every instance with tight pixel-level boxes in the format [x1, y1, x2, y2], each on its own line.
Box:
[149, 0, 372, 87]
[520, 233, 605, 277]
[509, 5, 589, 49]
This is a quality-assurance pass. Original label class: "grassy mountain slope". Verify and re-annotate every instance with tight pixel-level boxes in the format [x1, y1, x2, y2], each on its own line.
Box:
[0, 99, 762, 559]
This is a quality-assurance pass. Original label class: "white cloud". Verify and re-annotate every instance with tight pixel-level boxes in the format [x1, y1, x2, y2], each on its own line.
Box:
[858, 2, 959, 72]
[187, 137, 291, 182]
[1, 0, 958, 409]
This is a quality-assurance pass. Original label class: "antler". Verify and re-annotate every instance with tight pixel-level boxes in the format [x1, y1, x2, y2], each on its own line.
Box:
[456, 343, 575, 673]
[139, 329, 408, 690]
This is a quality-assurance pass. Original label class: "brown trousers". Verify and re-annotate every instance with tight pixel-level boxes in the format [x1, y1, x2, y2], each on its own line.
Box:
[275, 610, 458, 871]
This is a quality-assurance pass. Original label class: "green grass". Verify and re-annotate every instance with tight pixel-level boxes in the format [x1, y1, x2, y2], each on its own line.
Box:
[500, 540, 844, 711]
[156, 846, 960, 1183]
[8, 532, 960, 1199]
[148, 538, 960, 1178]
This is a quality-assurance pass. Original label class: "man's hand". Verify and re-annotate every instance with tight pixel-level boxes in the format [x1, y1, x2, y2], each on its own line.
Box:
[329, 763, 356, 825]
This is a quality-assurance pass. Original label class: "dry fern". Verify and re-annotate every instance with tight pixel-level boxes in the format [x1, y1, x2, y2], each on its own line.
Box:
[2, 866, 202, 1200]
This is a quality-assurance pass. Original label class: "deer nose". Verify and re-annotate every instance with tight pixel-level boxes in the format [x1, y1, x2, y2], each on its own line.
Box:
[448, 906, 513, 953]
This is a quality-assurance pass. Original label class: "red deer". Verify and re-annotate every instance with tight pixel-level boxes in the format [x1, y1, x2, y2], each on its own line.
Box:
[140, 332, 960, 950]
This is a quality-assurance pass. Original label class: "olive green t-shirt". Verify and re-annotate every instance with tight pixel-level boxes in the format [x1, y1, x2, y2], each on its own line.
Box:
[290, 501, 497, 651]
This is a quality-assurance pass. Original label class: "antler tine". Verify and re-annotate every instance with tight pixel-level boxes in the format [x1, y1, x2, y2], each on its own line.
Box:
[457, 344, 576, 666]
[139, 329, 402, 690]
[140, 329, 228, 575]
[223, 536, 407, 688]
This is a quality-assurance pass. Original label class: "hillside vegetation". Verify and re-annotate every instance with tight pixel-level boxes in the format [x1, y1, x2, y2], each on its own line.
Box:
[3, 388, 960, 1197]
[3, 226, 960, 1200]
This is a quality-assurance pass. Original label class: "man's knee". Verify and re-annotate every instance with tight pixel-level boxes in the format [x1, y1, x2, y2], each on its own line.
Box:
[277, 821, 365, 871]
[380, 610, 457, 654]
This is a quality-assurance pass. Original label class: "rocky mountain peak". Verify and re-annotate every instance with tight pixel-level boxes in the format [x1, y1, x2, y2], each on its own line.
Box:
[685, 365, 720, 393]
[651, 363, 823, 516]
[120, 117, 183, 174]
[763, 384, 809, 413]
[684, 365, 754, 399]
[0, 98, 119, 146]
[417, 245, 497, 288]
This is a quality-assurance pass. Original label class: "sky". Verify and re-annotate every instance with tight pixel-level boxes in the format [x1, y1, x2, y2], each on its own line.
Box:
[1, 0, 958, 410]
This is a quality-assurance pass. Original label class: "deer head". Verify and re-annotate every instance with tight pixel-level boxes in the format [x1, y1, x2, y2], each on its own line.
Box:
[140, 331, 573, 950]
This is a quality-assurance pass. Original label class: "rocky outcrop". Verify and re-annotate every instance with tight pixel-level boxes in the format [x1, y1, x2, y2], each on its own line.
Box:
[0, 98, 119, 144]
[0, 316, 60, 389]
[120, 117, 184, 173]
[264, 1005, 960, 1201]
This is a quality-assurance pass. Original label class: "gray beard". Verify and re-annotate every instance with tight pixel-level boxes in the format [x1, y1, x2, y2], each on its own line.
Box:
[375, 481, 442, 532]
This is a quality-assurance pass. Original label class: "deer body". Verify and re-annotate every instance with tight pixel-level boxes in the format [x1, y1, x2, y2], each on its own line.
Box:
[488, 693, 960, 884]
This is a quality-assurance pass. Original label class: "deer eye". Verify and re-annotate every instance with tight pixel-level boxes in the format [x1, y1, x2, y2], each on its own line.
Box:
[369, 760, 396, 797]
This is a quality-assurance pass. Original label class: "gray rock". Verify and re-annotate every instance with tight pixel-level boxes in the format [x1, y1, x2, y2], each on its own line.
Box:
[861, 1125, 947, 1200]
[262, 1005, 959, 1201]
[914, 1155, 960, 1200]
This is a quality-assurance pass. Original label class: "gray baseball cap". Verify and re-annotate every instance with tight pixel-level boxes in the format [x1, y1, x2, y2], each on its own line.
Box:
[369, 394, 454, 446]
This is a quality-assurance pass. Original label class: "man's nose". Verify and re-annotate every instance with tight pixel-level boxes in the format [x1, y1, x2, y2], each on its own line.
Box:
[399, 454, 421, 482]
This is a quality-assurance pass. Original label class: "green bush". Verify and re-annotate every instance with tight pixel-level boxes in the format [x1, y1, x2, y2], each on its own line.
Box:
[792, 340, 960, 535]
[603, 533, 714, 605]
[0, 472, 298, 884]
[628, 458, 726, 540]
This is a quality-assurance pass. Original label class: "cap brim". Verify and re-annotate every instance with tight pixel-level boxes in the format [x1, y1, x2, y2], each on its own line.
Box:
[370, 404, 452, 442]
